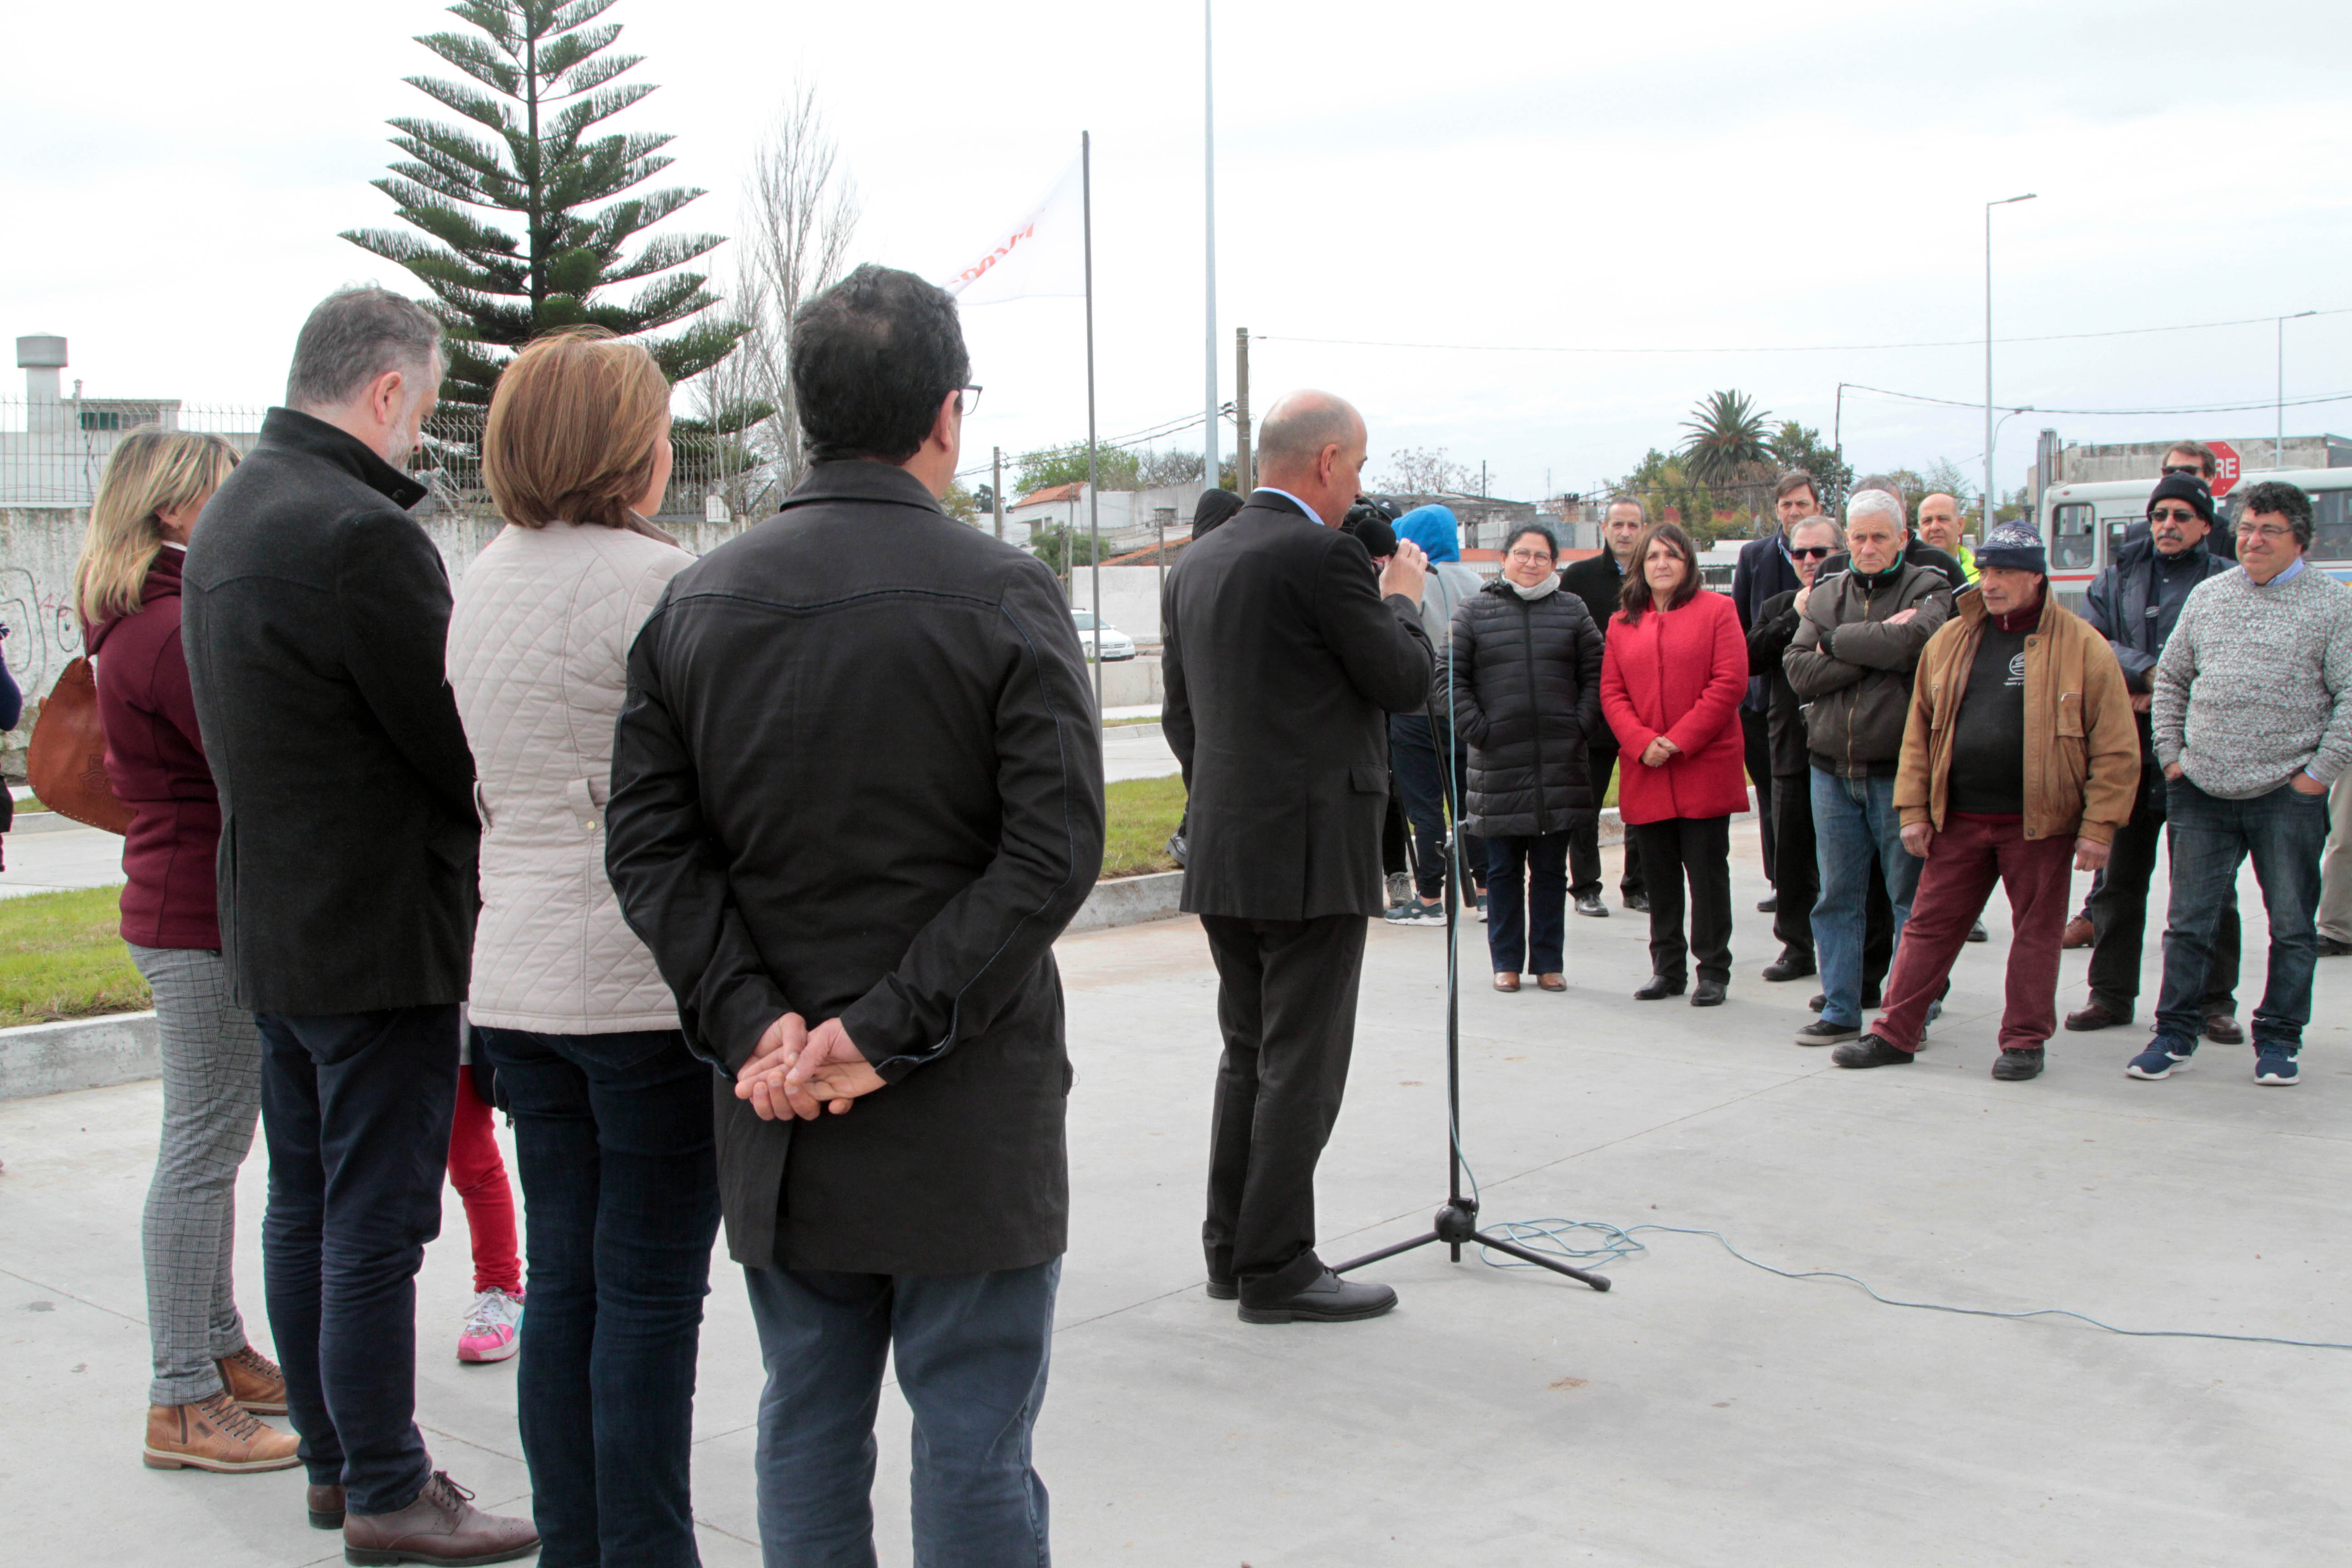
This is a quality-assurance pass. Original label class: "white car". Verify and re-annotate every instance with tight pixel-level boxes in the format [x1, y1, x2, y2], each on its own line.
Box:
[1073, 609, 1137, 662]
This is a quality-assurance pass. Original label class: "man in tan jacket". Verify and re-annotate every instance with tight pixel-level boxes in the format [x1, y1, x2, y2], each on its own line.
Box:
[1833, 522, 2140, 1079]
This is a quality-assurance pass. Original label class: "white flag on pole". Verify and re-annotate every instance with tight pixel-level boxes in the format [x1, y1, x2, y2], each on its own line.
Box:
[942, 158, 1085, 306]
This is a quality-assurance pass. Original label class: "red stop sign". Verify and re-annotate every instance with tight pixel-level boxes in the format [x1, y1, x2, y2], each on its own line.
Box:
[2207, 441, 2241, 495]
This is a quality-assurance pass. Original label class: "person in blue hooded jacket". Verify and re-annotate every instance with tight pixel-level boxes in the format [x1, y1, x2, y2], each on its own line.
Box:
[1385, 505, 1489, 923]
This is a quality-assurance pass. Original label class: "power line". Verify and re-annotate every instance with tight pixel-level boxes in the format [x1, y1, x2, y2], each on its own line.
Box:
[1255, 306, 2352, 358]
[1842, 382, 2352, 418]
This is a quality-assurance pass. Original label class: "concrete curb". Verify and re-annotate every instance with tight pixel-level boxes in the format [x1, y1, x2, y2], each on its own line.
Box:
[0, 1010, 160, 1101]
[1066, 870, 1185, 934]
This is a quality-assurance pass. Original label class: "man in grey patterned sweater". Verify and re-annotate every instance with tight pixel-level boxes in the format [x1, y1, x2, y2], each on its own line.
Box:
[2133, 480, 2352, 1084]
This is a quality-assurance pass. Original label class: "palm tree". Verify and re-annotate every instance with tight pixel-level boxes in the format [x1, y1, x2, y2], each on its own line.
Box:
[1678, 390, 1773, 486]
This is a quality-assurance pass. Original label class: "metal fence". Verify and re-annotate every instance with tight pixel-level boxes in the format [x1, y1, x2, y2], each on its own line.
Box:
[0, 397, 767, 521]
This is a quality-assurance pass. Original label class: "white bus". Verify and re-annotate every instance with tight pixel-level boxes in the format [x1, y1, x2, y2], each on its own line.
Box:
[2039, 465, 2352, 604]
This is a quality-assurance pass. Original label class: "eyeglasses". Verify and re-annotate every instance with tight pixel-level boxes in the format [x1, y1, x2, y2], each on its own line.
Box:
[1504, 548, 1555, 564]
[1789, 545, 1833, 560]
[2149, 507, 2201, 524]
[2234, 521, 2297, 541]
[2160, 465, 2206, 477]
[952, 385, 984, 416]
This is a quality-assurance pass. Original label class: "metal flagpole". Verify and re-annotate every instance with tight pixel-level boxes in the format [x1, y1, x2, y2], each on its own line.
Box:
[1084, 130, 1103, 718]
[1204, 0, 1219, 490]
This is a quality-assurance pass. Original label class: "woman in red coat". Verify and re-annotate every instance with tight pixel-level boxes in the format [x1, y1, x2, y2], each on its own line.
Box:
[1600, 521, 1749, 1005]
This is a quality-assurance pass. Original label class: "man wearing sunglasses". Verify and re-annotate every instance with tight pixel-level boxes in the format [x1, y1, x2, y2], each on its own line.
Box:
[2068, 473, 2242, 1044]
[1744, 515, 1844, 985]
[1732, 470, 1827, 918]
[2134, 480, 2352, 1085]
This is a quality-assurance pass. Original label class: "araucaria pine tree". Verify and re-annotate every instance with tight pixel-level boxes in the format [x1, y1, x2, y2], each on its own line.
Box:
[343, 0, 745, 402]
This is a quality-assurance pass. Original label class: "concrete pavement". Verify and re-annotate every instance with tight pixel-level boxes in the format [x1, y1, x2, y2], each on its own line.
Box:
[0, 822, 126, 899]
[5, 833, 2352, 1565]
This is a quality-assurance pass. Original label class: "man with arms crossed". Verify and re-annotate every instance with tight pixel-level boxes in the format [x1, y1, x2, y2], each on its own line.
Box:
[608, 265, 1104, 1562]
[1163, 390, 1434, 1323]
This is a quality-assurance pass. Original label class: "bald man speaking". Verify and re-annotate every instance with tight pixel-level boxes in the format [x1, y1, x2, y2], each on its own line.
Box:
[1161, 390, 1434, 1324]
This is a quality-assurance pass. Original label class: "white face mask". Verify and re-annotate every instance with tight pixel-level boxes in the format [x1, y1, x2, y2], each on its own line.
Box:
[1509, 575, 1560, 601]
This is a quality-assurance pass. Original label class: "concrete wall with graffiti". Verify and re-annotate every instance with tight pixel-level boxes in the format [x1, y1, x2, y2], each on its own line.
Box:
[0, 505, 760, 777]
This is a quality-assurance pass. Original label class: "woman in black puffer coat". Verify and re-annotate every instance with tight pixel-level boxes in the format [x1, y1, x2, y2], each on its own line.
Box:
[1450, 523, 1604, 992]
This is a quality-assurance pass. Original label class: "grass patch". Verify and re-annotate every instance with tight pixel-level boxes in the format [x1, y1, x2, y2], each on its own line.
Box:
[0, 886, 149, 1027]
[1102, 774, 1186, 879]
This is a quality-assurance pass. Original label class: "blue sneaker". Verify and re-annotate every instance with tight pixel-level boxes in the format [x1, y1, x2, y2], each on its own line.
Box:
[2126, 1037, 2196, 1080]
[2254, 1049, 2300, 1086]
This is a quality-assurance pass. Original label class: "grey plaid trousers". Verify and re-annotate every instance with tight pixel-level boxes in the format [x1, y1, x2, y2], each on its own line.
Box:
[131, 943, 262, 1406]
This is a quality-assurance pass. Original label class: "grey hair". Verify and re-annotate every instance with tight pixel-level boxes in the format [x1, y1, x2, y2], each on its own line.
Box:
[1788, 514, 1840, 546]
[1256, 390, 1362, 475]
[1846, 489, 1906, 529]
[1606, 495, 1646, 521]
[286, 286, 444, 410]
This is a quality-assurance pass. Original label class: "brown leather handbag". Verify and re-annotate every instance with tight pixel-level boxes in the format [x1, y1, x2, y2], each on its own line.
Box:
[27, 657, 134, 834]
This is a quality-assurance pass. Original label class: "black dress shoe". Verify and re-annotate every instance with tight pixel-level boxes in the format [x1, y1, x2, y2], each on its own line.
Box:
[1574, 894, 1609, 918]
[1965, 919, 1989, 943]
[1830, 1033, 1915, 1069]
[2319, 935, 2352, 956]
[1205, 1277, 1237, 1301]
[1634, 973, 1686, 1000]
[2202, 1013, 2245, 1045]
[2064, 1000, 2127, 1032]
[1761, 948, 1816, 982]
[1808, 991, 1826, 1012]
[1691, 979, 1727, 1007]
[308, 1484, 347, 1531]
[1757, 894, 1777, 913]
[1622, 892, 1650, 913]
[1237, 1268, 1398, 1324]
[1990, 1047, 2045, 1081]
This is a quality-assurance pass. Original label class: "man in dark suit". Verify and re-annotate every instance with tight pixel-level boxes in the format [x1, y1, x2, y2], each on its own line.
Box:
[607, 265, 1103, 1563]
[1731, 470, 1822, 911]
[1561, 496, 1649, 916]
[1162, 390, 1435, 1324]
[181, 287, 535, 1563]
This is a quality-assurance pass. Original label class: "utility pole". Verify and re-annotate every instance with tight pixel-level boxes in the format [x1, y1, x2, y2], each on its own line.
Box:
[992, 446, 1004, 541]
[1203, 0, 1219, 490]
[1985, 192, 2036, 532]
[1234, 327, 1251, 495]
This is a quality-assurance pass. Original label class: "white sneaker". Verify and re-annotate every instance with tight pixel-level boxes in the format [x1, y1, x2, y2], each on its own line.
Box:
[457, 1289, 524, 1363]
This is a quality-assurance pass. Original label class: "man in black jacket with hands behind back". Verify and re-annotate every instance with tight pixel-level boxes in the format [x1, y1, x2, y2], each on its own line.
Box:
[1162, 390, 1435, 1325]
[606, 265, 1103, 1565]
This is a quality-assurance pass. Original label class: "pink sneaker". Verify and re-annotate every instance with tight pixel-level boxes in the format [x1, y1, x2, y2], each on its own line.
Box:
[457, 1289, 524, 1363]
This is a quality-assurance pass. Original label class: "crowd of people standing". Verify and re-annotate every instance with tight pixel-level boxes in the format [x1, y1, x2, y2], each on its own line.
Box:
[1389, 451, 2352, 1086]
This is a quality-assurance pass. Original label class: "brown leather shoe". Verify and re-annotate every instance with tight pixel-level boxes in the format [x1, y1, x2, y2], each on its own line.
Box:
[2064, 1000, 2127, 1032]
[1493, 972, 1521, 992]
[309, 1483, 348, 1529]
[143, 1391, 302, 1473]
[2203, 1013, 2245, 1046]
[343, 1470, 539, 1566]
[1536, 973, 1567, 992]
[216, 1344, 289, 1415]
[2062, 916, 2093, 950]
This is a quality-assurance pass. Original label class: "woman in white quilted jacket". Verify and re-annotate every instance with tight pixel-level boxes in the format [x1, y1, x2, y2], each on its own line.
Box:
[445, 328, 720, 1568]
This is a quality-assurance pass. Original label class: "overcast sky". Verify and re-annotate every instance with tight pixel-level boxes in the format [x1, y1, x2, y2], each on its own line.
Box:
[9, 0, 2350, 502]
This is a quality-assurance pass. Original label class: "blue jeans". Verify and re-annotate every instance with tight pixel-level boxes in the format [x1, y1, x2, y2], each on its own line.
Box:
[256, 1005, 458, 1515]
[745, 1258, 1059, 1568]
[1485, 831, 1569, 974]
[475, 1028, 722, 1568]
[1809, 770, 1921, 1028]
[2155, 775, 2329, 1052]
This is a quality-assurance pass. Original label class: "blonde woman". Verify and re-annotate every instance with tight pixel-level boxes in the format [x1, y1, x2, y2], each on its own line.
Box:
[77, 428, 299, 1474]
[446, 328, 717, 1566]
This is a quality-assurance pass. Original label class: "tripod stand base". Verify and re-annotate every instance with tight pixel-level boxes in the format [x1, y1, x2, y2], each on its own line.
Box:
[1332, 1201, 1612, 1291]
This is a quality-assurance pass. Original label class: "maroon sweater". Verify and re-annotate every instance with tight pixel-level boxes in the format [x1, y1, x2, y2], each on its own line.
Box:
[86, 547, 221, 948]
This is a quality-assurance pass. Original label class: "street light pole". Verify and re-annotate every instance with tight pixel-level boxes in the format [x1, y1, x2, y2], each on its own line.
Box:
[1203, 0, 1219, 490]
[2278, 310, 2316, 469]
[1985, 193, 2035, 530]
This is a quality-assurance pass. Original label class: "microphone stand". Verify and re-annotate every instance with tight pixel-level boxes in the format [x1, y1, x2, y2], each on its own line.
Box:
[1333, 691, 1611, 1292]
